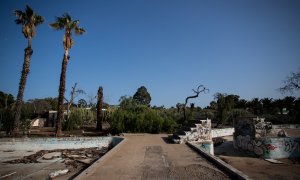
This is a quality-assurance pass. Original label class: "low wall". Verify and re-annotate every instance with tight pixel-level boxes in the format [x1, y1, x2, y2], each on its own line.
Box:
[234, 135, 300, 159]
[191, 141, 214, 155]
[0, 137, 123, 151]
[272, 124, 300, 129]
[212, 128, 234, 138]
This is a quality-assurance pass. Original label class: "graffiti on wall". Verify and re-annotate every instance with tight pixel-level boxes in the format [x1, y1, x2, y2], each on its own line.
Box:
[234, 135, 300, 158]
[196, 142, 214, 155]
[254, 120, 272, 138]
[187, 120, 212, 142]
[234, 118, 255, 137]
[234, 135, 264, 156]
[284, 139, 300, 153]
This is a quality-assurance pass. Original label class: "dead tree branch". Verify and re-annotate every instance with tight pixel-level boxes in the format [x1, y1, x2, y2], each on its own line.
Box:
[183, 85, 209, 122]
[64, 83, 86, 119]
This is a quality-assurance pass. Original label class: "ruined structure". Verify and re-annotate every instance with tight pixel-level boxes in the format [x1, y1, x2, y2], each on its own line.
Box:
[173, 119, 214, 155]
[233, 117, 300, 159]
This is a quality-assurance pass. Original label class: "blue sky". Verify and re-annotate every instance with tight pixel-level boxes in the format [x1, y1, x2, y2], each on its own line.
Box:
[0, 0, 299, 107]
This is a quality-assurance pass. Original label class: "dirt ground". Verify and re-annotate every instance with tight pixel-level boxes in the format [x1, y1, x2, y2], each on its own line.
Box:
[214, 129, 300, 180]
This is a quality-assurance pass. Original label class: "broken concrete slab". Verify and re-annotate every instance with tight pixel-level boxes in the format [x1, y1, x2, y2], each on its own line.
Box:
[37, 157, 62, 163]
[49, 169, 69, 179]
[42, 152, 62, 160]
[76, 158, 93, 165]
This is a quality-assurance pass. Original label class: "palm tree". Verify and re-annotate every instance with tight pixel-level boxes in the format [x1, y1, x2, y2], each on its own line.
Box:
[96, 86, 103, 131]
[13, 5, 44, 135]
[50, 13, 85, 136]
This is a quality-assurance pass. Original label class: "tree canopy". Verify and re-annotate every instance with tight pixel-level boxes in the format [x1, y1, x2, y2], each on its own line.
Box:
[14, 5, 44, 42]
[133, 86, 151, 106]
[49, 13, 85, 51]
[0, 91, 14, 109]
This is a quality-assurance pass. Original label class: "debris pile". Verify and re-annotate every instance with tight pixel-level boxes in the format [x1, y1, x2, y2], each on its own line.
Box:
[5, 147, 108, 165]
[4, 147, 109, 178]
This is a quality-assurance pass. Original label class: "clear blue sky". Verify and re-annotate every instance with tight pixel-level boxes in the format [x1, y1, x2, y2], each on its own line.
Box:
[0, 0, 299, 108]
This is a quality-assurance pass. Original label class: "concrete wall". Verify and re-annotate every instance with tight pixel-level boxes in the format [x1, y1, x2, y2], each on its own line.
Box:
[272, 124, 300, 129]
[0, 137, 123, 151]
[212, 128, 234, 138]
[233, 118, 300, 159]
[234, 135, 300, 159]
[185, 119, 212, 143]
[263, 137, 300, 159]
[192, 141, 214, 155]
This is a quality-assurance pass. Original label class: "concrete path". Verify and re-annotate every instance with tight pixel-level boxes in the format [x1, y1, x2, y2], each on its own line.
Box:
[76, 134, 229, 180]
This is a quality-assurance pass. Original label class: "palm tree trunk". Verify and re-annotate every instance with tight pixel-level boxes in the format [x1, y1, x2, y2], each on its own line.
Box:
[96, 87, 103, 131]
[56, 51, 69, 136]
[12, 46, 33, 136]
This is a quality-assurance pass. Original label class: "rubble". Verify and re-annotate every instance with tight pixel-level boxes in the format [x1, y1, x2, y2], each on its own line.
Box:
[76, 158, 93, 165]
[49, 169, 69, 179]
[42, 152, 62, 160]
[4, 147, 109, 169]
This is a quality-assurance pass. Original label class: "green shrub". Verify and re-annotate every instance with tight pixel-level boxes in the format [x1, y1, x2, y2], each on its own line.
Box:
[0, 109, 14, 133]
[108, 97, 179, 134]
[63, 108, 96, 131]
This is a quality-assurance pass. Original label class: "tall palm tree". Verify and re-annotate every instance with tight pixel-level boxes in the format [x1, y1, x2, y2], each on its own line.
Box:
[50, 13, 85, 136]
[13, 5, 44, 135]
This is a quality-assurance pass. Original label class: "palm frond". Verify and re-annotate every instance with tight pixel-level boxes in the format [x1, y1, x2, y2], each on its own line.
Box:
[49, 22, 64, 30]
[74, 27, 85, 35]
[70, 20, 79, 29]
[34, 15, 44, 26]
[14, 10, 24, 18]
[25, 5, 34, 18]
[15, 19, 23, 24]
[62, 13, 72, 21]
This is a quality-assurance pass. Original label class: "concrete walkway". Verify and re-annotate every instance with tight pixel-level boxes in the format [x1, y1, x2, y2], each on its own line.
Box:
[76, 134, 229, 180]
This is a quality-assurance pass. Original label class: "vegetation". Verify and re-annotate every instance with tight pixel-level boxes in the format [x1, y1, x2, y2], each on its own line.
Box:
[133, 86, 151, 106]
[1, 88, 299, 135]
[65, 83, 86, 120]
[13, 5, 44, 135]
[205, 94, 300, 126]
[0, 91, 15, 134]
[280, 68, 300, 94]
[50, 13, 85, 136]
[108, 96, 179, 134]
[63, 108, 95, 131]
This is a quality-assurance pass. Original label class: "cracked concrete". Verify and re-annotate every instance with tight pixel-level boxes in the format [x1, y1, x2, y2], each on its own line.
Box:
[76, 134, 229, 180]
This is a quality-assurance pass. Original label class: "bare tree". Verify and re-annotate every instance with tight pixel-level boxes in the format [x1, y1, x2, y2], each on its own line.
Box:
[87, 93, 97, 108]
[64, 83, 85, 119]
[279, 68, 300, 94]
[183, 85, 209, 122]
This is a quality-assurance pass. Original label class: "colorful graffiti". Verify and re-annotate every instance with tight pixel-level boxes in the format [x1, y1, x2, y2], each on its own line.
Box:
[194, 142, 214, 155]
[234, 135, 264, 156]
[186, 120, 212, 142]
[284, 139, 300, 152]
[255, 121, 272, 138]
[234, 135, 300, 159]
